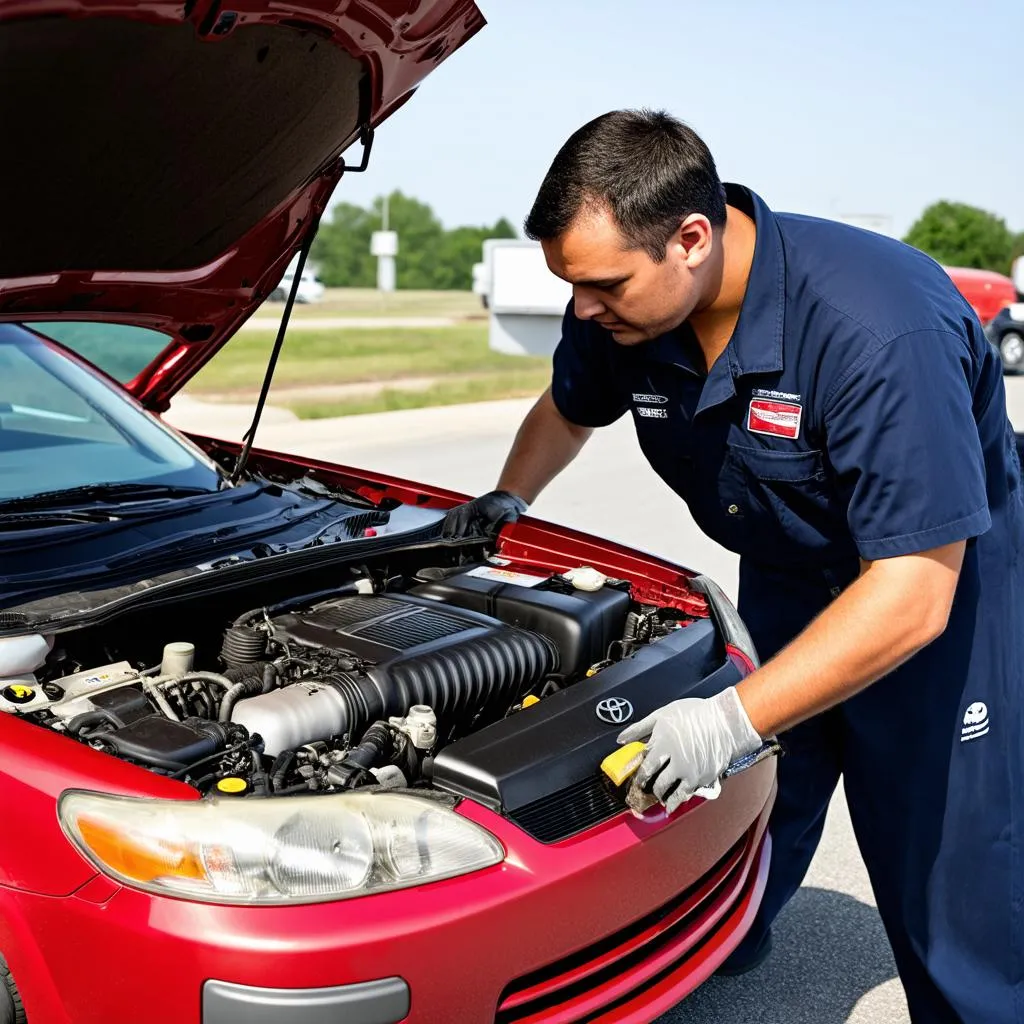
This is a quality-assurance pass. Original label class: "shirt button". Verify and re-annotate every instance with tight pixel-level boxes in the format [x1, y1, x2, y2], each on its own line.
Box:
[727, 504, 741, 515]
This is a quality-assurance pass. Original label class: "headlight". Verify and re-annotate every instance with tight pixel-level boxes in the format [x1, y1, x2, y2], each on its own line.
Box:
[58, 790, 504, 905]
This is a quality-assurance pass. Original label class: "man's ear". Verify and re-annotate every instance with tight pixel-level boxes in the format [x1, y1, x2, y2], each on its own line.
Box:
[672, 213, 714, 269]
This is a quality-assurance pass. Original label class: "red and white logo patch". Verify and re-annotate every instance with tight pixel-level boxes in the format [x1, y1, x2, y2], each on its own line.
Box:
[747, 399, 802, 439]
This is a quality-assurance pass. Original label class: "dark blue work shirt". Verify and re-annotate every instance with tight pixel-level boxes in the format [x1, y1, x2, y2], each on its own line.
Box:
[551, 184, 1016, 598]
[550, 185, 1024, 1018]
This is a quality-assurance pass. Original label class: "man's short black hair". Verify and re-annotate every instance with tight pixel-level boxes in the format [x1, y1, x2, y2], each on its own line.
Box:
[524, 109, 727, 262]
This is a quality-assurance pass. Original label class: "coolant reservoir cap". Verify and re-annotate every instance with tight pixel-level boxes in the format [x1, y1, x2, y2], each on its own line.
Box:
[562, 566, 607, 592]
[161, 641, 195, 678]
[215, 777, 249, 795]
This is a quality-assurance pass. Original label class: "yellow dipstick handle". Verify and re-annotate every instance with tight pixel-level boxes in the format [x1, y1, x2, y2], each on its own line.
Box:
[600, 741, 647, 787]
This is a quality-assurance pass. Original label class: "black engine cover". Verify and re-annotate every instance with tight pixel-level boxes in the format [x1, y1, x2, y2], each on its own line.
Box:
[430, 618, 742, 839]
[410, 570, 631, 679]
[267, 594, 515, 664]
[251, 594, 558, 745]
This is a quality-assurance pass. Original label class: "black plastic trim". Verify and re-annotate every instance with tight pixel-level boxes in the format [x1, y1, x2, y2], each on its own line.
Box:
[202, 977, 409, 1024]
[432, 619, 739, 817]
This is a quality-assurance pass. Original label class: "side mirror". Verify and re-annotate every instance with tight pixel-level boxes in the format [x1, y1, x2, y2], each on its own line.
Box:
[1013, 255, 1024, 298]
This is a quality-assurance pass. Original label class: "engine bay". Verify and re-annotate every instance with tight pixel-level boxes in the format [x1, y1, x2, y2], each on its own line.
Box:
[0, 555, 723, 831]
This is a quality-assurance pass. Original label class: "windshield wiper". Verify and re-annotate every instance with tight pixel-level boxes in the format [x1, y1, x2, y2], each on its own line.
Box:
[0, 483, 216, 513]
[0, 509, 122, 529]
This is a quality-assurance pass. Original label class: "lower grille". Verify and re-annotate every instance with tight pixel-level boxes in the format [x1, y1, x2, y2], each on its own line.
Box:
[495, 827, 760, 1023]
[507, 775, 624, 843]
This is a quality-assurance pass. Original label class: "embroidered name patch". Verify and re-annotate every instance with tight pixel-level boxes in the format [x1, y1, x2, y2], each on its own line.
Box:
[747, 399, 802, 439]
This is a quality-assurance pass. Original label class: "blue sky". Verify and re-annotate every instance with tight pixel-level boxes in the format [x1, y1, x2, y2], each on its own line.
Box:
[331, 0, 1023, 240]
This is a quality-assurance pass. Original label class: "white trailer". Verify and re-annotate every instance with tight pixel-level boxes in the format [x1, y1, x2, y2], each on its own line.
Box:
[477, 239, 571, 356]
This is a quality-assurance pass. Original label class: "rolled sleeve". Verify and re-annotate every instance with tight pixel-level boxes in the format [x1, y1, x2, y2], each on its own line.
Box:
[550, 304, 630, 428]
[824, 329, 991, 560]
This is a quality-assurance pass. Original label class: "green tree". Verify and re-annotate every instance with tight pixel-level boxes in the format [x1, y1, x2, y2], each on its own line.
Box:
[310, 201, 376, 287]
[903, 201, 1016, 274]
[432, 218, 518, 290]
[311, 193, 516, 289]
[1012, 232, 1024, 265]
[492, 216, 517, 238]
[374, 192, 445, 289]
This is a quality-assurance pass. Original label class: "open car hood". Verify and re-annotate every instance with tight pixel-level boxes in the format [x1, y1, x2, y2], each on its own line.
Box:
[0, 0, 484, 409]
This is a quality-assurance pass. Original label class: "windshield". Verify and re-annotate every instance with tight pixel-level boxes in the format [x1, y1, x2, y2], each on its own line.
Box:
[0, 325, 223, 502]
[25, 321, 169, 384]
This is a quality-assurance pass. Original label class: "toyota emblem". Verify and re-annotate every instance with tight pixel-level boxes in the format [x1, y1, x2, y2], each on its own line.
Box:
[596, 696, 633, 725]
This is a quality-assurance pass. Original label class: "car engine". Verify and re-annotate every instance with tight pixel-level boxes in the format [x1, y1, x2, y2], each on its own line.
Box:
[0, 561, 708, 811]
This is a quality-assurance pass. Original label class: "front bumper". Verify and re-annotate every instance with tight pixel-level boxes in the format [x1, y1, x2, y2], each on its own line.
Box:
[1, 762, 774, 1024]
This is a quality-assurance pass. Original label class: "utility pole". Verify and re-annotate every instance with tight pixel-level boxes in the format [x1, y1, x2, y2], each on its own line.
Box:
[371, 193, 398, 296]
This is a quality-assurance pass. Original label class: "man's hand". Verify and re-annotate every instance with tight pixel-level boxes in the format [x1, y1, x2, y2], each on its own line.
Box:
[441, 490, 529, 540]
[617, 687, 763, 814]
[438, 390, 594, 542]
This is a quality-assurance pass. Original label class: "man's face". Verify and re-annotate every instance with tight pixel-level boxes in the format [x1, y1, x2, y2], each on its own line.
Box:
[541, 204, 711, 345]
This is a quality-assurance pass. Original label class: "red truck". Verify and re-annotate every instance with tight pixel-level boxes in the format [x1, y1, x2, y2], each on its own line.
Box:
[944, 266, 1017, 323]
[944, 265, 1023, 372]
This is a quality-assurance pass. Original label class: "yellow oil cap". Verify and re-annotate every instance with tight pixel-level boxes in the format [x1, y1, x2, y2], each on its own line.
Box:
[216, 777, 248, 795]
[2, 683, 35, 704]
[600, 741, 647, 787]
[521, 695, 540, 708]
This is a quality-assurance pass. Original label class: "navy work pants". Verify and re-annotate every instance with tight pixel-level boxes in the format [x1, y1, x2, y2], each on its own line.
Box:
[733, 559, 1023, 1023]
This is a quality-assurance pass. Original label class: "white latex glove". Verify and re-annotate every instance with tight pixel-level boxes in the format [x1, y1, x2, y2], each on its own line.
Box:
[616, 687, 763, 814]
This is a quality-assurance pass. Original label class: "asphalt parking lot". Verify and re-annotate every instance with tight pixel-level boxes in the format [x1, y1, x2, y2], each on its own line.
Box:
[167, 375, 1024, 1023]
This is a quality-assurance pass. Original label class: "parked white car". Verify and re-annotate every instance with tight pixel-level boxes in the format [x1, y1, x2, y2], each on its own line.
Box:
[269, 261, 325, 304]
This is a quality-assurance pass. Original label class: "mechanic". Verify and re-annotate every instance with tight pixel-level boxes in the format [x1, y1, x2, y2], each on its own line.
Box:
[442, 110, 1023, 1022]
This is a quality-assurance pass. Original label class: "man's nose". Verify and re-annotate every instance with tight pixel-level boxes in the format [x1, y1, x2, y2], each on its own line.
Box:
[573, 287, 606, 321]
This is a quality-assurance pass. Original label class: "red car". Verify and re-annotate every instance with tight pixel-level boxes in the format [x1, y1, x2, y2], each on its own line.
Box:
[0, 3, 776, 1023]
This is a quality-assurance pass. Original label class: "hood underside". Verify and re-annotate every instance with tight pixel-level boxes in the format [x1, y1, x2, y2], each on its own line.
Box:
[0, 0, 484, 407]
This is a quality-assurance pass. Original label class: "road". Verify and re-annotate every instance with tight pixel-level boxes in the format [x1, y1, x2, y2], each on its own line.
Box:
[167, 376, 1024, 1023]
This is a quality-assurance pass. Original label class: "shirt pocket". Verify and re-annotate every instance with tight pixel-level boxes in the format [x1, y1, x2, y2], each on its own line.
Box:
[716, 444, 834, 557]
[727, 445, 826, 484]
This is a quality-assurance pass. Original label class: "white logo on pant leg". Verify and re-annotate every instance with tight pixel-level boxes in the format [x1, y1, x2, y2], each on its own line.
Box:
[960, 701, 989, 742]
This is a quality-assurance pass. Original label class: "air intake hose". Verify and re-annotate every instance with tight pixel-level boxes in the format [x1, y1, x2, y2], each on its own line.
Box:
[230, 627, 557, 756]
[220, 625, 267, 668]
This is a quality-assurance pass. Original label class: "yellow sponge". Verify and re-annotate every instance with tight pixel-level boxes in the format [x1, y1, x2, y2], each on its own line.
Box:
[600, 741, 647, 786]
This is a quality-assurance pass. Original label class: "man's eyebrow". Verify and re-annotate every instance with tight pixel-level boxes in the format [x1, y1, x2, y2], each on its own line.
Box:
[572, 274, 630, 289]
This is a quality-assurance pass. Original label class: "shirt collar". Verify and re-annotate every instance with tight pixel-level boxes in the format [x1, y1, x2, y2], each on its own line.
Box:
[645, 184, 786, 381]
[722, 183, 787, 379]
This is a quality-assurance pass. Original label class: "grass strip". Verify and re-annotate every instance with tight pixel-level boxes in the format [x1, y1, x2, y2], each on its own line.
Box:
[284, 367, 551, 419]
[187, 324, 548, 393]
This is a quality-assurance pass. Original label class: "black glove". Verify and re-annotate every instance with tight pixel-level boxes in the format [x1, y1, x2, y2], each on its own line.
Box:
[441, 490, 529, 540]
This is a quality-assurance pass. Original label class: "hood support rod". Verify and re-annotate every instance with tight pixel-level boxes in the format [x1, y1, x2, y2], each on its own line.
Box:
[228, 229, 318, 485]
[228, 124, 375, 485]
